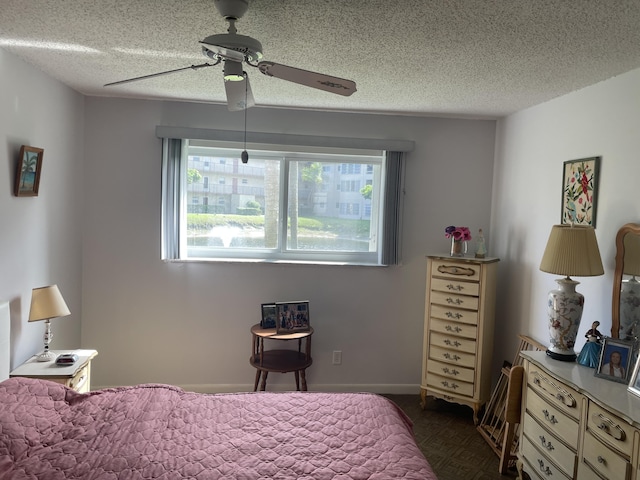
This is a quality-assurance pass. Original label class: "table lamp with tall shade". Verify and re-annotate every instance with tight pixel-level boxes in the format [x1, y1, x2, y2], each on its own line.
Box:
[540, 224, 604, 361]
[28, 285, 71, 362]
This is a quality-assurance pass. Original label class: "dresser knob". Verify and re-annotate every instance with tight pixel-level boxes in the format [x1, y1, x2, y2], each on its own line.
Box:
[542, 409, 558, 424]
[537, 459, 552, 476]
[539, 435, 555, 451]
[597, 456, 606, 465]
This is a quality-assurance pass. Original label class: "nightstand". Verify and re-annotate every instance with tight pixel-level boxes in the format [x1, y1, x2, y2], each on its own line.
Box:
[250, 325, 312, 391]
[10, 349, 98, 393]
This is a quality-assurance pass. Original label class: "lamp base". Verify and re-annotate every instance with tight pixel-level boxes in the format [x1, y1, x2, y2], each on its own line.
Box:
[547, 277, 584, 363]
[36, 350, 56, 362]
[546, 350, 577, 362]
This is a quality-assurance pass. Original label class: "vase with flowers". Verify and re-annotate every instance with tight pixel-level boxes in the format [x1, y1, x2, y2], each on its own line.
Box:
[445, 226, 472, 257]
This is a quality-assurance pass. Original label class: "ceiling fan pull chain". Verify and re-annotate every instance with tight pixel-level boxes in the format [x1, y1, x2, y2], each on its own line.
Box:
[241, 72, 249, 164]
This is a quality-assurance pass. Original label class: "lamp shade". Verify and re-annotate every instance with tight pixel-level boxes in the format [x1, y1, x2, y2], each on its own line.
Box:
[539, 224, 604, 277]
[28, 285, 71, 322]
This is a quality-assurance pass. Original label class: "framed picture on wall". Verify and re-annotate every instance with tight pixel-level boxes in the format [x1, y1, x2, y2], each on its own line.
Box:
[595, 337, 634, 384]
[561, 156, 600, 227]
[14, 145, 44, 197]
[276, 301, 310, 334]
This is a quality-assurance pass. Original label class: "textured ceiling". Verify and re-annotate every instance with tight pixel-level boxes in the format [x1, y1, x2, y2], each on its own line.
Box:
[2, 0, 640, 118]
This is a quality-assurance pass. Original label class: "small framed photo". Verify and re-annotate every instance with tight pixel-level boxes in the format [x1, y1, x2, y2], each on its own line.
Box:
[595, 337, 634, 384]
[14, 146, 44, 197]
[628, 354, 640, 398]
[276, 301, 310, 334]
[260, 303, 277, 329]
[561, 156, 600, 227]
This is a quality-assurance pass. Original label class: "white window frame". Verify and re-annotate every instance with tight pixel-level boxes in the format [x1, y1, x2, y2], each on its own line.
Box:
[160, 132, 410, 266]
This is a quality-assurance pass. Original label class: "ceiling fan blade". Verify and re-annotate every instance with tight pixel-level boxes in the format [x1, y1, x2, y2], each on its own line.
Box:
[104, 63, 218, 87]
[225, 75, 255, 111]
[200, 42, 245, 62]
[257, 61, 356, 97]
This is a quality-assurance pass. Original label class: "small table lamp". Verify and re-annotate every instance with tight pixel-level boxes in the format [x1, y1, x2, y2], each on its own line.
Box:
[540, 224, 604, 361]
[28, 285, 71, 362]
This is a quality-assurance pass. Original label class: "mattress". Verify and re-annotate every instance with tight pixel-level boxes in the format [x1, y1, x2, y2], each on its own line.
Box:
[0, 377, 437, 479]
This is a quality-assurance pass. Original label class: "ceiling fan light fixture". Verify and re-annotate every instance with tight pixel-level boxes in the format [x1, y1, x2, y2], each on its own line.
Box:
[223, 60, 244, 81]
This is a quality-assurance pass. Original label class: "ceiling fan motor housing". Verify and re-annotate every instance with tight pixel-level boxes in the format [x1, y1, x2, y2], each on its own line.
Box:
[213, 0, 249, 20]
[201, 33, 263, 63]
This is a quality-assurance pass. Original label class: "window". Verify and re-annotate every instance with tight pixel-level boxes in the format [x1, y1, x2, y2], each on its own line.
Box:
[162, 139, 405, 265]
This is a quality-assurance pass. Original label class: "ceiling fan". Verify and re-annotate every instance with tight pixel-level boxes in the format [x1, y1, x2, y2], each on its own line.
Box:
[104, 0, 357, 111]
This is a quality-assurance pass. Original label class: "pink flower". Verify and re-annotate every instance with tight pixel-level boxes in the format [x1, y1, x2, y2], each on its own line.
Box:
[445, 226, 472, 241]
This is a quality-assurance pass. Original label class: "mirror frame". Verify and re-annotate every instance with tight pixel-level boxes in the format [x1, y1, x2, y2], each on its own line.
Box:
[612, 222, 640, 338]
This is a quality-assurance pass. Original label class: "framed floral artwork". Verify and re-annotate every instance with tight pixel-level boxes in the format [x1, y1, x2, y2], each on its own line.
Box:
[14, 145, 44, 197]
[561, 156, 600, 227]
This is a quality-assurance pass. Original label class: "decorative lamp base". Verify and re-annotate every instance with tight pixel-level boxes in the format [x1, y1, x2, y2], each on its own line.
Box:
[547, 277, 584, 362]
[36, 350, 56, 362]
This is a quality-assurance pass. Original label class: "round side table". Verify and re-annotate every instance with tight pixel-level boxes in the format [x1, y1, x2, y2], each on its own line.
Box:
[250, 324, 313, 391]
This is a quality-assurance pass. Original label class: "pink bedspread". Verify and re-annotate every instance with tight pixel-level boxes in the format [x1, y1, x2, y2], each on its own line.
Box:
[0, 377, 437, 479]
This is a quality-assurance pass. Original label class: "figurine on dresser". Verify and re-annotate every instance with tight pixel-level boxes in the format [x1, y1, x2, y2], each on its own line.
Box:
[577, 321, 603, 368]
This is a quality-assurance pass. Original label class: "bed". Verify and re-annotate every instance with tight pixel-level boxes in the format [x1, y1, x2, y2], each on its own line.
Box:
[0, 377, 437, 479]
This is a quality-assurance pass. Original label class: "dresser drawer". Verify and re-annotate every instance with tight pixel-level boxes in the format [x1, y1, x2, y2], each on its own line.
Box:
[523, 412, 576, 476]
[429, 290, 479, 311]
[527, 364, 582, 421]
[66, 364, 90, 393]
[430, 331, 476, 354]
[429, 318, 478, 339]
[582, 430, 631, 480]
[428, 345, 476, 369]
[587, 401, 634, 457]
[521, 435, 572, 480]
[427, 358, 475, 383]
[426, 371, 474, 397]
[431, 260, 481, 282]
[430, 304, 479, 326]
[430, 276, 480, 297]
[526, 387, 580, 449]
[576, 461, 608, 480]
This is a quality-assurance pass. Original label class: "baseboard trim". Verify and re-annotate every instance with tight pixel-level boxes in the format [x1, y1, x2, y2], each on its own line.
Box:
[93, 383, 421, 395]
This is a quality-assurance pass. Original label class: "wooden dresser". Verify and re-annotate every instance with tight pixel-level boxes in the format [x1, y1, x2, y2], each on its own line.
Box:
[519, 351, 640, 480]
[420, 255, 499, 424]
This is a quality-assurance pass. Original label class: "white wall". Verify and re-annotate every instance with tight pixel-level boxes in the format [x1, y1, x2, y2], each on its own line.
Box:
[491, 68, 640, 371]
[0, 50, 85, 367]
[81, 98, 497, 392]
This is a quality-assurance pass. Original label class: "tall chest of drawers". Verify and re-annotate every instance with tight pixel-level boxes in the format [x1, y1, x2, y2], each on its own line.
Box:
[519, 351, 640, 480]
[420, 255, 499, 424]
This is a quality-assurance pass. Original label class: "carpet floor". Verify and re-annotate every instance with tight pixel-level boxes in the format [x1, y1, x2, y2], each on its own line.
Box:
[384, 394, 519, 480]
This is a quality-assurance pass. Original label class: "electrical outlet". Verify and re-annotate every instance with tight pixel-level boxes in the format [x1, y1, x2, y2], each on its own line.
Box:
[332, 350, 342, 365]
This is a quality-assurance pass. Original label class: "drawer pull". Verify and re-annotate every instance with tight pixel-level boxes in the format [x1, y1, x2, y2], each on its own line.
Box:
[532, 372, 576, 408]
[441, 381, 459, 389]
[597, 455, 606, 465]
[539, 435, 555, 451]
[443, 352, 461, 361]
[445, 283, 464, 291]
[537, 459, 553, 476]
[444, 339, 461, 347]
[442, 367, 460, 376]
[445, 311, 463, 320]
[437, 265, 476, 277]
[446, 297, 463, 305]
[542, 409, 558, 425]
[445, 325, 462, 333]
[593, 413, 626, 441]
